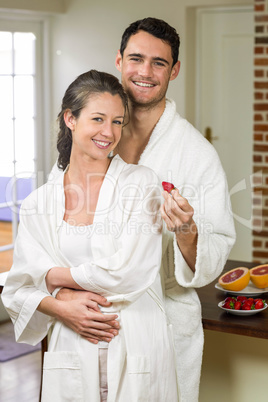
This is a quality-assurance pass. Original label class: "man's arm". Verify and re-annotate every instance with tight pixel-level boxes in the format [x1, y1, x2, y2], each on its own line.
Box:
[161, 188, 197, 272]
[37, 289, 119, 344]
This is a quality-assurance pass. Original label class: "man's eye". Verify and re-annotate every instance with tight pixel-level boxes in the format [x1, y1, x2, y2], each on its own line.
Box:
[154, 62, 165, 67]
[130, 57, 141, 62]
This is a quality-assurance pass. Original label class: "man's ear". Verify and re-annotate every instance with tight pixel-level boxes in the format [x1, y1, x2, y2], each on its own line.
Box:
[115, 49, 122, 72]
[64, 110, 76, 131]
[170, 61, 180, 81]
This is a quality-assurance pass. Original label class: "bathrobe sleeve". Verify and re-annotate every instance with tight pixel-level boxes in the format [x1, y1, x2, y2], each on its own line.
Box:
[70, 167, 162, 303]
[170, 123, 236, 288]
[2, 188, 60, 345]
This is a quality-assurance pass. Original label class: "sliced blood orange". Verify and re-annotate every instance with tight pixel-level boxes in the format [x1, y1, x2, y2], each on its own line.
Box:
[250, 265, 268, 289]
[218, 267, 250, 291]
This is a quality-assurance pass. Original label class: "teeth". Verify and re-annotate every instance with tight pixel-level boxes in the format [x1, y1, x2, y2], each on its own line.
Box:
[93, 140, 110, 147]
[134, 82, 154, 87]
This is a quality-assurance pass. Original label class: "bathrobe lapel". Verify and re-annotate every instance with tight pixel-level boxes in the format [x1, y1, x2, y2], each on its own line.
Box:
[90, 155, 126, 262]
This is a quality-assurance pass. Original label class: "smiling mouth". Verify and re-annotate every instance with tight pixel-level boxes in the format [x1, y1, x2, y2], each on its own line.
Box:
[92, 139, 112, 149]
[133, 81, 155, 88]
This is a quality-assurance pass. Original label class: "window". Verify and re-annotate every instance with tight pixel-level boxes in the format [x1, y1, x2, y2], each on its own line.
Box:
[0, 16, 50, 271]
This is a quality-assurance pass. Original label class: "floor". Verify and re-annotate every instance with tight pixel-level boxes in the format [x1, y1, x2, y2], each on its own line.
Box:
[0, 350, 41, 402]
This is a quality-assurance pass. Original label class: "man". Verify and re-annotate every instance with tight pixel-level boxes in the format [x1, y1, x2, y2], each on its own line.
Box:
[109, 18, 235, 401]
[114, 19, 197, 271]
[56, 18, 235, 401]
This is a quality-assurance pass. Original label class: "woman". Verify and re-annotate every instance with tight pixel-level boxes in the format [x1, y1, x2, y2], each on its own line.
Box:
[2, 70, 178, 401]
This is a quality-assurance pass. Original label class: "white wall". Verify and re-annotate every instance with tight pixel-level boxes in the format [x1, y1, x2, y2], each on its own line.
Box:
[0, 0, 65, 13]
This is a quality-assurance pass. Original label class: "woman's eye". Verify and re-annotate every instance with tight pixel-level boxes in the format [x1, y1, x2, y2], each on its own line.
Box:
[93, 117, 102, 122]
[113, 120, 123, 125]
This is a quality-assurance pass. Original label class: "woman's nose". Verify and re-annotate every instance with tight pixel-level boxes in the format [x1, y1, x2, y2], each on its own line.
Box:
[101, 122, 113, 137]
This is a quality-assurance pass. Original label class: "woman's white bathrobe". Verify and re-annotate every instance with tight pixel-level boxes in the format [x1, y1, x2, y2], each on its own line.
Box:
[136, 98, 236, 402]
[2, 155, 179, 401]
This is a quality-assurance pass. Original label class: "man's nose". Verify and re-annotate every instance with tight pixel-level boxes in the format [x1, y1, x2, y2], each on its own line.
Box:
[138, 61, 153, 77]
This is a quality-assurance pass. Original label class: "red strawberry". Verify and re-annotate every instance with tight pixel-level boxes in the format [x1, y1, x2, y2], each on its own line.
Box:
[247, 298, 255, 308]
[236, 296, 247, 303]
[242, 300, 255, 310]
[241, 303, 252, 310]
[234, 301, 242, 310]
[224, 297, 236, 303]
[162, 181, 175, 193]
[254, 299, 264, 309]
[223, 300, 235, 309]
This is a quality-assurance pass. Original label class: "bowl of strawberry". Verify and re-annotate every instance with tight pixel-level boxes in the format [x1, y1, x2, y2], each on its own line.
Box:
[218, 296, 267, 315]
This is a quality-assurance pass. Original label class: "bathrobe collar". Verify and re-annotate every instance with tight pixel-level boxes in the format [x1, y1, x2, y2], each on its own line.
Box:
[49, 155, 126, 260]
[139, 98, 176, 165]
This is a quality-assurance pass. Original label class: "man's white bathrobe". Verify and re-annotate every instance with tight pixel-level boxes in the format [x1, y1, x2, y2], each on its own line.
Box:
[2, 155, 179, 402]
[135, 98, 236, 402]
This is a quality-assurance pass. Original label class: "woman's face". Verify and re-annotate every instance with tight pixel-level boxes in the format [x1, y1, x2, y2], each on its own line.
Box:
[65, 92, 125, 163]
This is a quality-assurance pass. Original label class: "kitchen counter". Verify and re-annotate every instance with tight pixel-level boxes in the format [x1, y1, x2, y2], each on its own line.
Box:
[1, 260, 268, 339]
[196, 260, 268, 339]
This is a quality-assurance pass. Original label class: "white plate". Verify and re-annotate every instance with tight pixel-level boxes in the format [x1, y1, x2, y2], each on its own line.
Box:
[218, 301, 268, 316]
[215, 281, 268, 297]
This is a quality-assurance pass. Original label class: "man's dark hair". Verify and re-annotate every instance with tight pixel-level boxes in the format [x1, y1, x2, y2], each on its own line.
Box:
[120, 17, 180, 67]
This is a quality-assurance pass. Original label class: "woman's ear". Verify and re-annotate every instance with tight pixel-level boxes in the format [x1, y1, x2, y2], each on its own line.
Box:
[64, 110, 76, 130]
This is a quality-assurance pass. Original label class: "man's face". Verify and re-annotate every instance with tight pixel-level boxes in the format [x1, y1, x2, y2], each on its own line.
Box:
[115, 30, 180, 110]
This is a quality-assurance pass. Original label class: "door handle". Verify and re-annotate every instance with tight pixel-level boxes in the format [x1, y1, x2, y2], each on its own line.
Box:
[205, 127, 218, 144]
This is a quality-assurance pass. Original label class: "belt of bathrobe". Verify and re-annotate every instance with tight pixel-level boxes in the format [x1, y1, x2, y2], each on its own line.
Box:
[146, 288, 167, 318]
